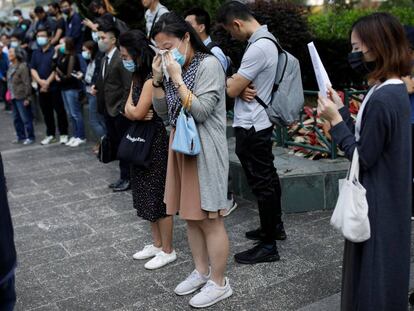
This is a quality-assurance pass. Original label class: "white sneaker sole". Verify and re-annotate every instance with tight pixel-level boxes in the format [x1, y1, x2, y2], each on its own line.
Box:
[132, 252, 161, 260]
[174, 282, 207, 296]
[224, 202, 238, 217]
[144, 256, 177, 270]
[189, 287, 233, 308]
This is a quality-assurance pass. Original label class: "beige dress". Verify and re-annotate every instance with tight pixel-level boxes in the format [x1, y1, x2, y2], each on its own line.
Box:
[164, 129, 226, 221]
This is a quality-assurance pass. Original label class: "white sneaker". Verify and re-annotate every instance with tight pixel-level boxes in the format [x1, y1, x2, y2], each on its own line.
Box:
[70, 138, 86, 147]
[59, 135, 69, 144]
[144, 250, 177, 270]
[65, 137, 76, 146]
[132, 245, 162, 260]
[189, 278, 233, 308]
[224, 199, 238, 217]
[174, 269, 210, 296]
[40, 136, 56, 145]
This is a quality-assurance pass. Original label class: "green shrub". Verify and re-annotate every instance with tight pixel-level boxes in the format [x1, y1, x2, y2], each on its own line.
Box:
[308, 7, 414, 41]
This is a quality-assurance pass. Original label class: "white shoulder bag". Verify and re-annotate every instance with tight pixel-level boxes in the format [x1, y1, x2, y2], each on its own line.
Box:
[330, 79, 403, 242]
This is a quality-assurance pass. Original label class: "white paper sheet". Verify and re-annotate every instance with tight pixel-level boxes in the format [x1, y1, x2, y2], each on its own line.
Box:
[308, 41, 332, 97]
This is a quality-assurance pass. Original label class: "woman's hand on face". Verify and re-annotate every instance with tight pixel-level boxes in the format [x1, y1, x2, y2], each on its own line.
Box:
[327, 86, 344, 109]
[317, 94, 343, 126]
[164, 52, 182, 84]
[152, 54, 163, 82]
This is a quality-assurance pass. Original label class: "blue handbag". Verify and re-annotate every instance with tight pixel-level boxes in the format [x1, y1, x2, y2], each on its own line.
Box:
[172, 108, 201, 156]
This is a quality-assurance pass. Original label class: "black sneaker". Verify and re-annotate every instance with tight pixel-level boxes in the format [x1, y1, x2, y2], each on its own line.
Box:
[234, 242, 280, 264]
[245, 223, 287, 241]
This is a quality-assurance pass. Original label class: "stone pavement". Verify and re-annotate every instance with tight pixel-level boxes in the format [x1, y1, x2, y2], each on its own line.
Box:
[1, 109, 413, 311]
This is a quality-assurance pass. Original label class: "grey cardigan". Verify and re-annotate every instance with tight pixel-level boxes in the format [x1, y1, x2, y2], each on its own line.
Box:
[153, 55, 229, 212]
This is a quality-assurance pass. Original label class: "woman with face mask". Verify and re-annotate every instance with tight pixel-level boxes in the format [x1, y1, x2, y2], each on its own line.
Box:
[151, 12, 232, 308]
[82, 40, 106, 154]
[118, 30, 174, 270]
[7, 47, 35, 145]
[318, 13, 412, 310]
[55, 37, 86, 147]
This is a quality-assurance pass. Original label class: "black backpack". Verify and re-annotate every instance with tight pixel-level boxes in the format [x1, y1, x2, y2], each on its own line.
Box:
[206, 41, 235, 111]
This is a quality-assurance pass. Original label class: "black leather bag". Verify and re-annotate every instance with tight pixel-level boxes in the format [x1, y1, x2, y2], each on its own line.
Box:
[117, 121, 156, 167]
[98, 135, 116, 164]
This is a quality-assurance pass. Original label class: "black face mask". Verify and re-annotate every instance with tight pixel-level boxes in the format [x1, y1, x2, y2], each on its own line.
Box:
[347, 51, 376, 76]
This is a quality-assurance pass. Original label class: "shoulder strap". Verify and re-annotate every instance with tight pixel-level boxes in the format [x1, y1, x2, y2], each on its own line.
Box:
[206, 41, 219, 50]
[250, 36, 288, 108]
[148, 11, 160, 39]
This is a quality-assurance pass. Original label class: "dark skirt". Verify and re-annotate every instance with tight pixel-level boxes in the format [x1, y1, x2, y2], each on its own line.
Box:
[131, 122, 168, 222]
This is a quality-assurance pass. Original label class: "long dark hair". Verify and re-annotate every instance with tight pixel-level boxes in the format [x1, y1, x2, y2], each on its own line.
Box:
[351, 12, 411, 81]
[64, 37, 76, 56]
[119, 30, 155, 86]
[151, 12, 212, 55]
[89, 0, 116, 15]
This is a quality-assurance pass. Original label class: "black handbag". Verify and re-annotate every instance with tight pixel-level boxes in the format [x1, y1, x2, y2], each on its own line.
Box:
[98, 135, 116, 164]
[117, 121, 156, 167]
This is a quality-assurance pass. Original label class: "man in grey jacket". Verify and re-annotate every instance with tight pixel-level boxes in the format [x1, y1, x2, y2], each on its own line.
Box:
[95, 26, 132, 192]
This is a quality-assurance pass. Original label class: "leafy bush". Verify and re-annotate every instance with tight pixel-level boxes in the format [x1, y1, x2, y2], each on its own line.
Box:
[308, 7, 414, 41]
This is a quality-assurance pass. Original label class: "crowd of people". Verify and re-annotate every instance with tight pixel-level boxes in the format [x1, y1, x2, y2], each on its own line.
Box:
[0, 0, 413, 310]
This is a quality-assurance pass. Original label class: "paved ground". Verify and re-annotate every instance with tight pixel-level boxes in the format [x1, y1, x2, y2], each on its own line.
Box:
[1, 107, 413, 311]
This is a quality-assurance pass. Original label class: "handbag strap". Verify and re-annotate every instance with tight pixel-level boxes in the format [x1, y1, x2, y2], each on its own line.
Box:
[347, 148, 360, 182]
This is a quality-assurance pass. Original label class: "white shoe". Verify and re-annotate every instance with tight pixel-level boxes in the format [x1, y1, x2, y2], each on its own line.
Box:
[132, 245, 162, 260]
[189, 278, 233, 308]
[65, 137, 76, 146]
[224, 199, 238, 217]
[40, 136, 56, 145]
[144, 250, 177, 270]
[59, 135, 69, 144]
[23, 138, 35, 145]
[70, 138, 86, 147]
[174, 269, 210, 296]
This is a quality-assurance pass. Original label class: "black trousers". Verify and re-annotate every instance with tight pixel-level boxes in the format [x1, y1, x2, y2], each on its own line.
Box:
[235, 126, 282, 243]
[104, 113, 131, 181]
[38, 90, 68, 137]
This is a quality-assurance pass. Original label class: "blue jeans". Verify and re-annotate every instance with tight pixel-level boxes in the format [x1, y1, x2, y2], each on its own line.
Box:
[0, 275, 16, 311]
[87, 93, 106, 140]
[61, 89, 85, 139]
[12, 99, 35, 141]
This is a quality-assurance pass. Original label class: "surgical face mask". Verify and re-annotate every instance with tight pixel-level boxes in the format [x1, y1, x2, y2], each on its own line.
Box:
[36, 37, 48, 47]
[82, 50, 91, 60]
[98, 40, 109, 53]
[59, 44, 65, 54]
[11, 16, 19, 23]
[91, 31, 99, 43]
[122, 59, 136, 72]
[10, 41, 19, 48]
[171, 39, 188, 67]
[348, 51, 376, 76]
[62, 8, 70, 15]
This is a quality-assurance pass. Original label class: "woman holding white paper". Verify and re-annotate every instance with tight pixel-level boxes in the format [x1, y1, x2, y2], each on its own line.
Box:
[318, 13, 411, 311]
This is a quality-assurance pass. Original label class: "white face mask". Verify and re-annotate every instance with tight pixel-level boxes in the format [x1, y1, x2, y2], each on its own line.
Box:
[92, 32, 99, 43]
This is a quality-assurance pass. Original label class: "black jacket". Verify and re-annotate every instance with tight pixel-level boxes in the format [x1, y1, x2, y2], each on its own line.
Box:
[95, 49, 132, 117]
[0, 153, 16, 282]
